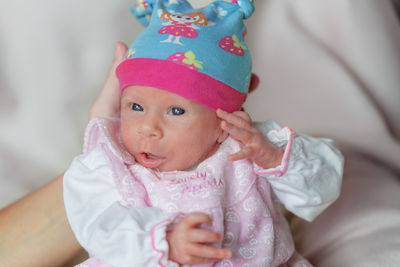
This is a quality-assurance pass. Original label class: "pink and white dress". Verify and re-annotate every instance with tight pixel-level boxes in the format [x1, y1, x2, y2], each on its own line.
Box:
[64, 117, 343, 267]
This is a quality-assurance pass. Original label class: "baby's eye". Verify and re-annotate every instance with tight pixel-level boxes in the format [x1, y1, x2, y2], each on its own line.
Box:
[130, 103, 143, 111]
[169, 107, 185, 116]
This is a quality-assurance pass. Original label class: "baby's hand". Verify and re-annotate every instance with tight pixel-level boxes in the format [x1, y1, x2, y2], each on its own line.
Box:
[217, 109, 284, 169]
[166, 212, 232, 265]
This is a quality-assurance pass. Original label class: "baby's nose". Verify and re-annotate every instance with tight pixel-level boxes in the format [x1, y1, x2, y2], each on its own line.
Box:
[138, 114, 163, 138]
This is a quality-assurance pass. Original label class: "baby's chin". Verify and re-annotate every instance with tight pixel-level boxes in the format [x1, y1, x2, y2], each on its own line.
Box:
[153, 156, 206, 173]
[155, 161, 199, 173]
[134, 143, 221, 172]
[159, 149, 220, 173]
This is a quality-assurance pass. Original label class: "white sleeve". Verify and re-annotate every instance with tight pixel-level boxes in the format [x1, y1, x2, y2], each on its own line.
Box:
[63, 146, 179, 267]
[254, 120, 344, 222]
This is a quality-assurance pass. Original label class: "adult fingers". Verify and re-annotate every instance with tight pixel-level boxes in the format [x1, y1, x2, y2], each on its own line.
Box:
[89, 42, 128, 120]
[102, 42, 127, 91]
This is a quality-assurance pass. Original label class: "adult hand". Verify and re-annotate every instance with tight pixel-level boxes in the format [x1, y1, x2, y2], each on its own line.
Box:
[0, 43, 130, 267]
[89, 42, 128, 120]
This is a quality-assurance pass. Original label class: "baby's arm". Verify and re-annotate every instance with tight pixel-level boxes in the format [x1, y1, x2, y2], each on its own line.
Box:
[217, 109, 344, 222]
[64, 147, 179, 267]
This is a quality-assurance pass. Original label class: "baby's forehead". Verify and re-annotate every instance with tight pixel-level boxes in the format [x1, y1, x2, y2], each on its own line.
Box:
[122, 85, 181, 98]
[122, 85, 195, 103]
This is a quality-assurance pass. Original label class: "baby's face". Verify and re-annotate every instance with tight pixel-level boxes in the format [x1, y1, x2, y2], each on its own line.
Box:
[170, 13, 199, 24]
[120, 86, 225, 172]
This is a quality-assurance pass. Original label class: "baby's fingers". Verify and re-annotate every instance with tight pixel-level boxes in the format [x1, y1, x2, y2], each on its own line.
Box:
[217, 109, 252, 131]
[182, 212, 212, 230]
[221, 120, 253, 145]
[179, 256, 221, 266]
[188, 243, 232, 261]
[229, 147, 253, 162]
[188, 229, 223, 244]
[173, 244, 230, 266]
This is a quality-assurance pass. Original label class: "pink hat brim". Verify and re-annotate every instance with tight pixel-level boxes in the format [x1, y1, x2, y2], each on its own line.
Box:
[116, 58, 246, 112]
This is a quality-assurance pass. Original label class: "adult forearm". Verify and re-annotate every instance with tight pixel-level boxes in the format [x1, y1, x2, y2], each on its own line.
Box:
[0, 174, 85, 267]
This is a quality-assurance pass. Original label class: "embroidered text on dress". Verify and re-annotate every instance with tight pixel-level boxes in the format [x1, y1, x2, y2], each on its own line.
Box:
[166, 171, 224, 194]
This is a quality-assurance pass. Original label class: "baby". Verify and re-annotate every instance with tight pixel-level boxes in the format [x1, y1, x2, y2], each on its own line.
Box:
[64, 0, 343, 266]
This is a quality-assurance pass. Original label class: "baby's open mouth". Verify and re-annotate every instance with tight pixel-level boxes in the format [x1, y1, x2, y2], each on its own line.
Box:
[137, 152, 166, 169]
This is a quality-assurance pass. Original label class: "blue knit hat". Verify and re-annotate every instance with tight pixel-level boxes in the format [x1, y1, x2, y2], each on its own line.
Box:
[116, 0, 255, 112]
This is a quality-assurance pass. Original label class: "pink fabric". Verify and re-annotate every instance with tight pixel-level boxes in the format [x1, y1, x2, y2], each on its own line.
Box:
[151, 218, 176, 267]
[76, 257, 109, 267]
[79, 118, 311, 266]
[116, 58, 247, 112]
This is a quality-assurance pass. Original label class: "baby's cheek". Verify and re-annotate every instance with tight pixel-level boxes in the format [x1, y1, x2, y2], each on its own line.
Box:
[120, 125, 136, 154]
[171, 145, 204, 170]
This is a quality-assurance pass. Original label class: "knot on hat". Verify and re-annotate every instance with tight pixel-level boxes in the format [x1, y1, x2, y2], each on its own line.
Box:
[130, 0, 154, 26]
[233, 0, 255, 19]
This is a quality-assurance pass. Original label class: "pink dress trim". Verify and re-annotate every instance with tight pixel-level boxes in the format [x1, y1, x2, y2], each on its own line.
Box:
[151, 217, 174, 267]
[254, 127, 296, 177]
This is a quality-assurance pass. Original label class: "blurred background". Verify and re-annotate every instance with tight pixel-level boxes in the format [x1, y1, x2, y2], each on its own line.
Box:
[1, 0, 136, 208]
[1, 0, 400, 209]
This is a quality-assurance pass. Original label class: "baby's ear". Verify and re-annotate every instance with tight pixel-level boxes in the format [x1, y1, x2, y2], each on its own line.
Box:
[217, 125, 229, 144]
[248, 73, 259, 94]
